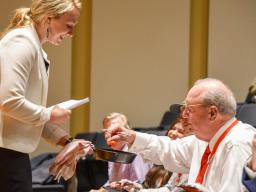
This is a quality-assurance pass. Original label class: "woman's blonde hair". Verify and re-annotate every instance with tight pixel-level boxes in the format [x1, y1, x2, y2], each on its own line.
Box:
[103, 112, 131, 129]
[1, 0, 81, 37]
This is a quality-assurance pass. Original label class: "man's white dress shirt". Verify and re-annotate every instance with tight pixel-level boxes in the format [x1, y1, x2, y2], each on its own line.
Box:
[130, 118, 255, 192]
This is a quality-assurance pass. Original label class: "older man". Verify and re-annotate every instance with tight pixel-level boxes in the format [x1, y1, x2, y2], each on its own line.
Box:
[107, 78, 256, 192]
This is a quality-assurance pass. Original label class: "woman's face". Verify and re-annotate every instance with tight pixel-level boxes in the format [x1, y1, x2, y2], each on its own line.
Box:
[167, 121, 183, 140]
[47, 7, 80, 45]
[167, 117, 193, 140]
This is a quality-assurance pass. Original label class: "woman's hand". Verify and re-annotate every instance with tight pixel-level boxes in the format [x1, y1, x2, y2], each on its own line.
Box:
[49, 106, 71, 125]
[49, 139, 94, 180]
[55, 139, 93, 165]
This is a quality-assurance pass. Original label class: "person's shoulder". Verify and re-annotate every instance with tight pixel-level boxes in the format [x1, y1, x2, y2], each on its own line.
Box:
[225, 121, 256, 146]
[233, 121, 256, 136]
[1, 26, 39, 49]
[2, 27, 30, 40]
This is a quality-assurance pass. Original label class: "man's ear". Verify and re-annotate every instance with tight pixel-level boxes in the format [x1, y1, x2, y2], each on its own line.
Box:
[209, 105, 217, 120]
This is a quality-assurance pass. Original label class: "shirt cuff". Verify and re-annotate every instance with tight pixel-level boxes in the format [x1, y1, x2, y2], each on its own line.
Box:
[42, 122, 68, 145]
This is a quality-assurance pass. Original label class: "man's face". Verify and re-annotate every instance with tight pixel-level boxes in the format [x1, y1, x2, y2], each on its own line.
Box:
[182, 86, 211, 141]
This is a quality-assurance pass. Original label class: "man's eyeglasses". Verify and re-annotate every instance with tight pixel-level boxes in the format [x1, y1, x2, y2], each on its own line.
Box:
[180, 101, 205, 114]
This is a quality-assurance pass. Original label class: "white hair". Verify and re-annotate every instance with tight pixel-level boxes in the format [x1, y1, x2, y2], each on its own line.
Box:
[194, 78, 237, 116]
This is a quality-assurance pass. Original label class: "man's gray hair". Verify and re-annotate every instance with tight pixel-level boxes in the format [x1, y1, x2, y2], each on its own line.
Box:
[194, 78, 237, 116]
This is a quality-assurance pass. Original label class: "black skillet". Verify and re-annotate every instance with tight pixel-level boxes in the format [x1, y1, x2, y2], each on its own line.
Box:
[94, 148, 136, 164]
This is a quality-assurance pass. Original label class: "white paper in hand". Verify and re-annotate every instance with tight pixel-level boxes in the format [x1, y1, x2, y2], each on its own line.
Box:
[48, 97, 89, 110]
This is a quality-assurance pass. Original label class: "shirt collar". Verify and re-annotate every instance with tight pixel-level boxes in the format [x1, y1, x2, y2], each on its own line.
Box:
[208, 117, 237, 151]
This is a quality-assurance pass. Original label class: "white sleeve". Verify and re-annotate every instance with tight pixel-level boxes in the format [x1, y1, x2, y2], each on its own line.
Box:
[129, 132, 194, 174]
[42, 122, 68, 145]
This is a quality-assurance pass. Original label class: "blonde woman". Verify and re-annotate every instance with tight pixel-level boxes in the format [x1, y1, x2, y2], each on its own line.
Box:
[0, 1, 92, 191]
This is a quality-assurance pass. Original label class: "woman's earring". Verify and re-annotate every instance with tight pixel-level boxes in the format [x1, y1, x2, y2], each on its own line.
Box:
[46, 27, 49, 39]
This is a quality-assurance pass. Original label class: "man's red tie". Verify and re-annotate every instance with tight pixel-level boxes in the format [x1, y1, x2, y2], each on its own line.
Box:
[195, 145, 211, 184]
